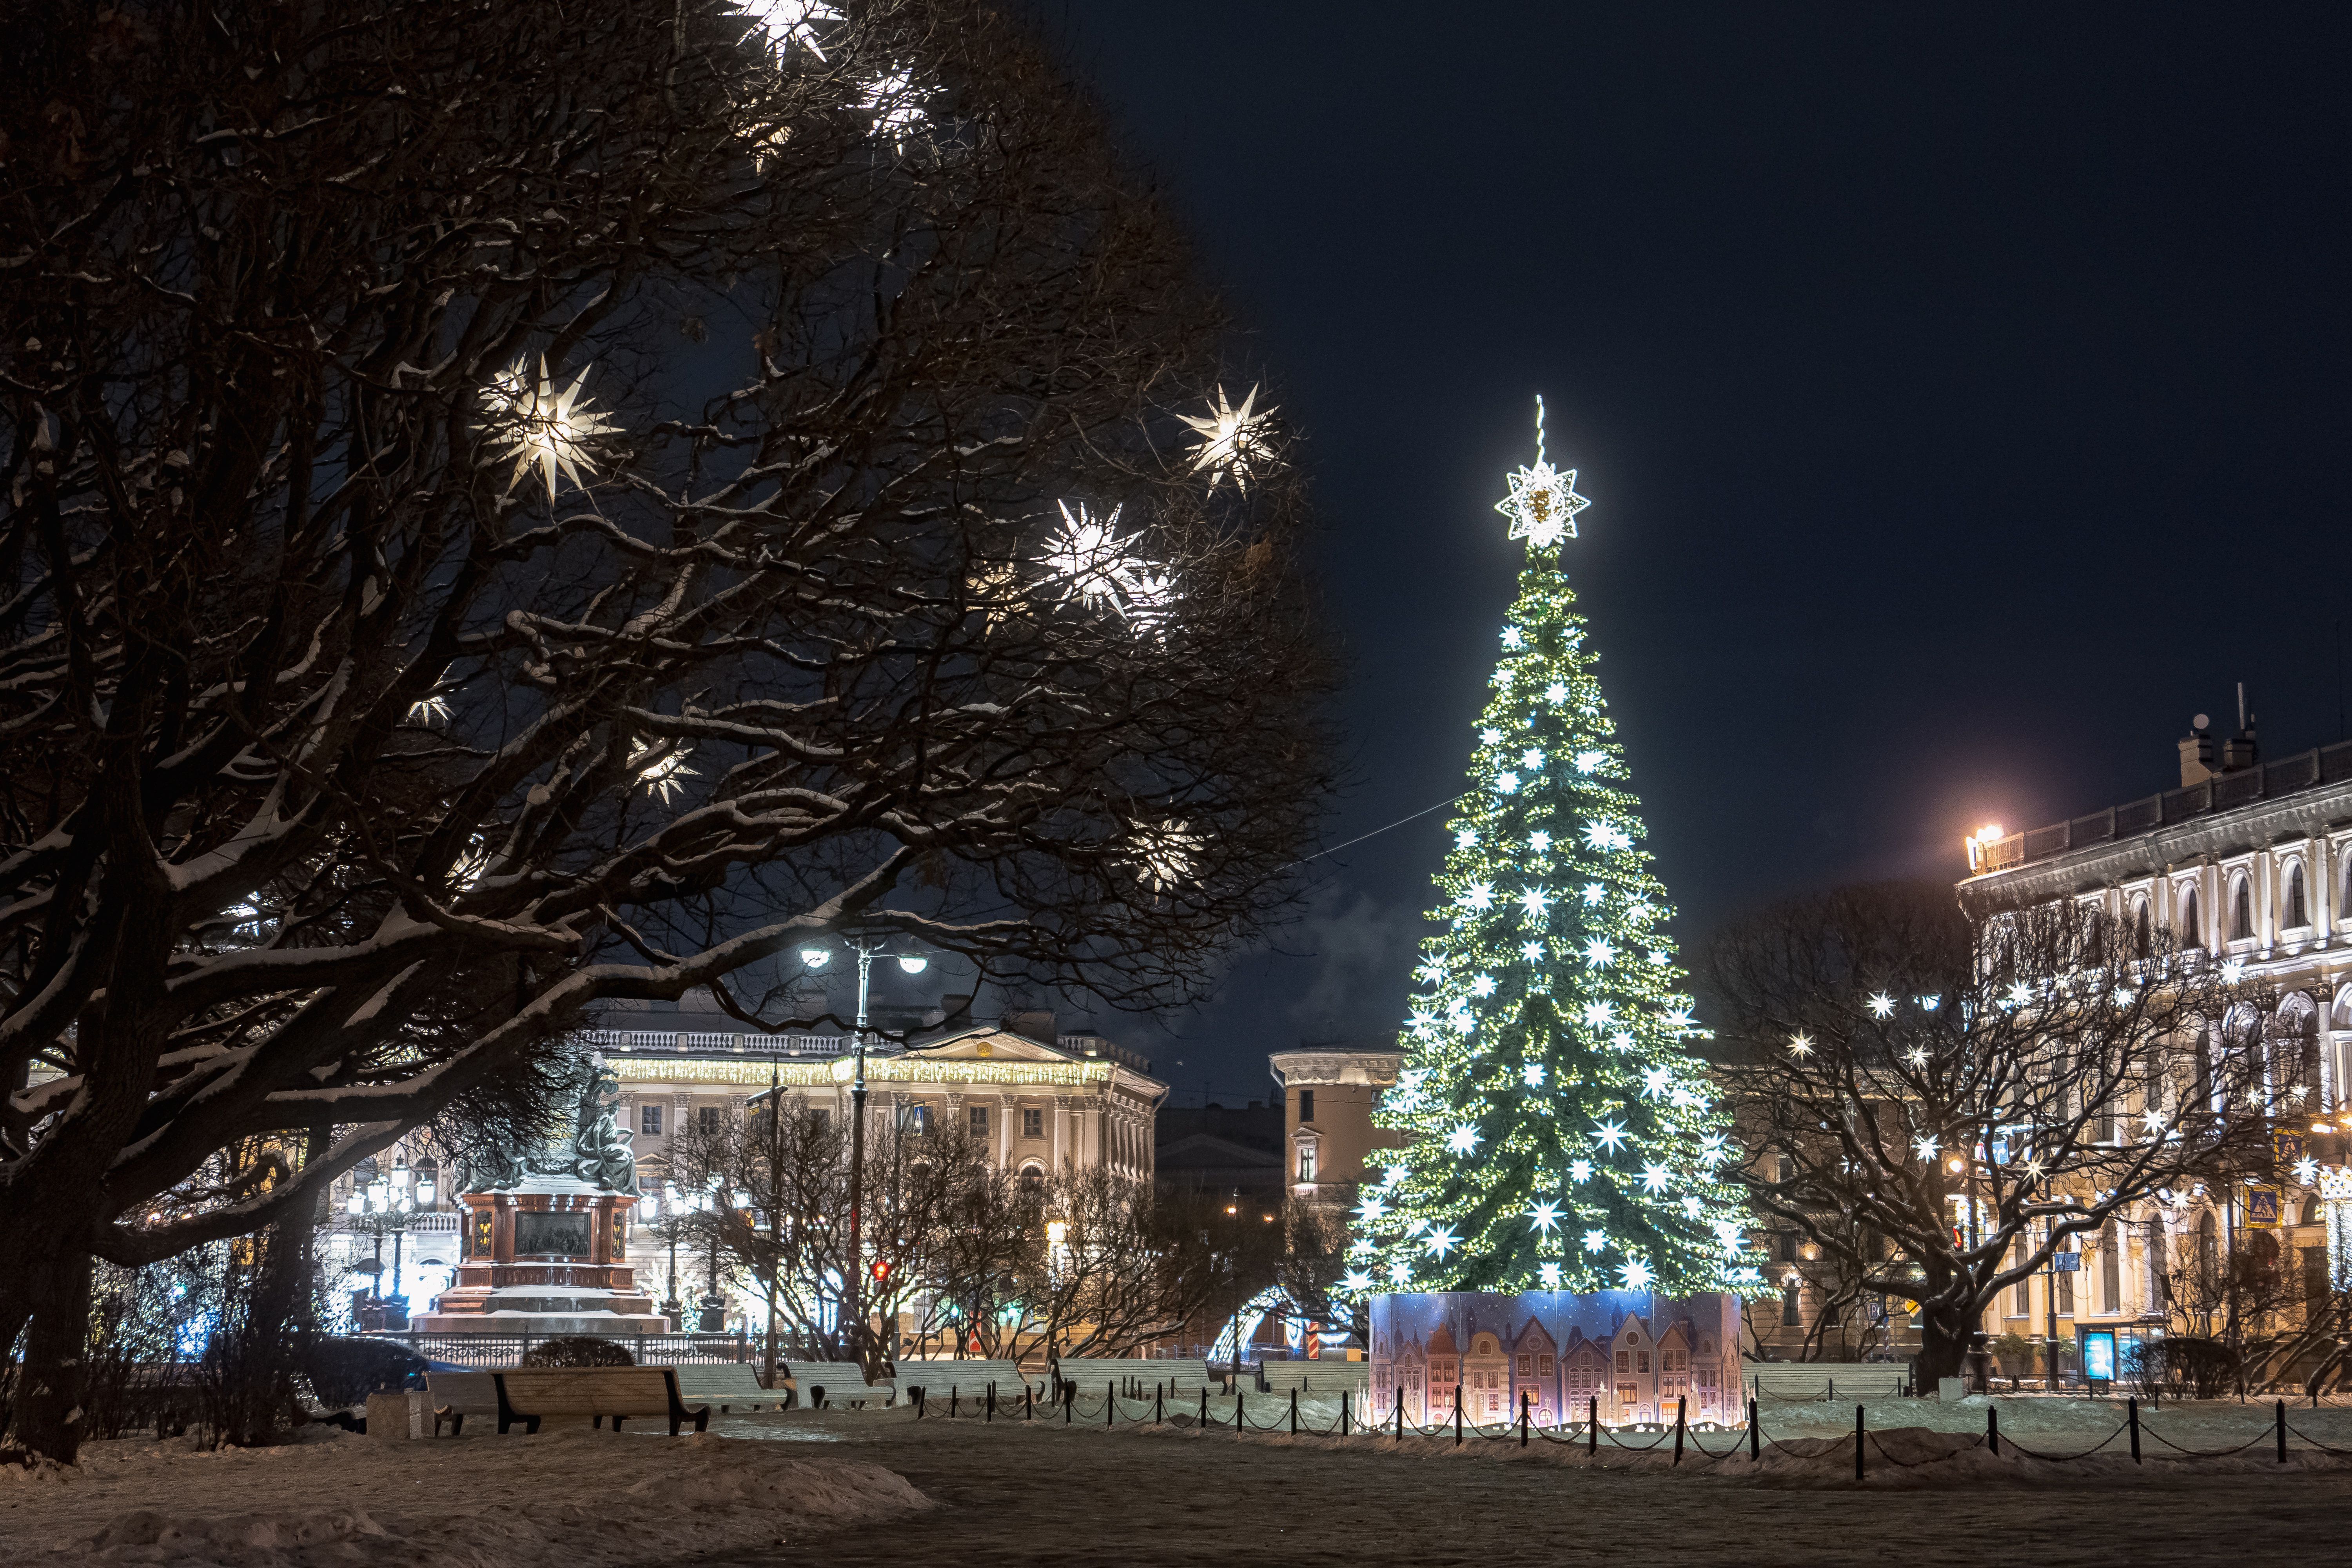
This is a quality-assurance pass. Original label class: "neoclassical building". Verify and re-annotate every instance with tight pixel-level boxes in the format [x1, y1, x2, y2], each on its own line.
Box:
[1955, 717, 2352, 1376]
[595, 1002, 1165, 1193]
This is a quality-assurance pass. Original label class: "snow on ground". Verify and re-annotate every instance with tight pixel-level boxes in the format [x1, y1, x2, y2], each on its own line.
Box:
[0, 1422, 929, 1568]
[702, 1401, 2352, 1566]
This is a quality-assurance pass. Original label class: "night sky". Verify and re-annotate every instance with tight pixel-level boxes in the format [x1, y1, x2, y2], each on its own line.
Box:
[977, 4, 2352, 1103]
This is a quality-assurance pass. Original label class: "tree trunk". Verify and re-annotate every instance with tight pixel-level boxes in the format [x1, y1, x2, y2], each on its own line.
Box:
[1914, 1311, 1970, 1388]
[8, 1244, 95, 1463]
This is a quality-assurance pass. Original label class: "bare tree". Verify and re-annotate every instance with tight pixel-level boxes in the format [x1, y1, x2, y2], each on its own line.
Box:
[0, 0, 1337, 1458]
[1704, 881, 2271, 1387]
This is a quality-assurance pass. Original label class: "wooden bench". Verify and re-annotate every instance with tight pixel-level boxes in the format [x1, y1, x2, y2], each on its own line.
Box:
[669, 1363, 784, 1413]
[1258, 1361, 1370, 1400]
[776, 1360, 896, 1409]
[898, 1358, 1036, 1405]
[492, 1367, 710, 1436]
[427, 1370, 501, 1438]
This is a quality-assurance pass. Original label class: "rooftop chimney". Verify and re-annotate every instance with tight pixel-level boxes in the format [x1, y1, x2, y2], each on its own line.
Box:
[2179, 713, 2215, 787]
[2218, 683, 2258, 773]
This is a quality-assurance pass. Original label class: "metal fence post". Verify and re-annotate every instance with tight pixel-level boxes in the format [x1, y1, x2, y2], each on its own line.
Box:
[1588, 1394, 1598, 1456]
[1987, 1406, 1999, 1457]
[1290, 1387, 1298, 1435]
[1396, 1388, 1404, 1441]
[1673, 1396, 1685, 1465]
[1341, 1388, 1350, 1437]
[1521, 1391, 1530, 1448]
[1749, 1397, 1759, 1461]
[1454, 1386, 1463, 1447]
[1854, 1404, 1865, 1482]
[1201, 1387, 1210, 1427]
[2128, 1396, 2140, 1463]
[1236, 1390, 1245, 1432]
[2276, 1399, 2287, 1463]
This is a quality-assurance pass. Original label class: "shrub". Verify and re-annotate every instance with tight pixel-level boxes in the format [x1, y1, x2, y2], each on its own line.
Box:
[520, 1336, 635, 1368]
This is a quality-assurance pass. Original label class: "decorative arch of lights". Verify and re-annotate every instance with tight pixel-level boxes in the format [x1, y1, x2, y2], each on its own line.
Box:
[2319, 1165, 2352, 1292]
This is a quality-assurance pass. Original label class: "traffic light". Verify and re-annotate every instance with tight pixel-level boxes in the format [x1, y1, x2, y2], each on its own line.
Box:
[869, 1258, 893, 1285]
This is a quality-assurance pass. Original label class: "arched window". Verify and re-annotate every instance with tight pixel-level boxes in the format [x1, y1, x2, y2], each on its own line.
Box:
[2230, 875, 2253, 940]
[2178, 886, 2201, 946]
[2303, 1195, 2325, 1227]
[2197, 1211, 2219, 1281]
[1020, 1164, 1045, 1194]
[1780, 1282, 1802, 1327]
[2287, 862, 2308, 929]
[2133, 898, 2152, 956]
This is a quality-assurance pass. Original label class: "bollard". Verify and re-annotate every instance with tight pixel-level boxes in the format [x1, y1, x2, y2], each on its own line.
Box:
[1236, 1391, 1246, 1432]
[1521, 1391, 1530, 1448]
[1854, 1404, 1865, 1483]
[1673, 1396, 1685, 1465]
[2277, 1400, 2287, 1464]
[1290, 1387, 1299, 1435]
[1454, 1387, 1463, 1447]
[1396, 1387, 1405, 1442]
[1342, 1389, 1350, 1438]
[1157, 1385, 1165, 1425]
[1064, 1384, 1073, 1425]
[986, 1385, 995, 1423]
[2128, 1396, 2140, 1463]
[1107, 1385, 1114, 1426]
[1588, 1394, 1599, 1456]
[1748, 1397, 1760, 1461]
[1200, 1388, 1210, 1426]
[950, 1388, 959, 1419]
[1987, 1406, 1998, 1457]
[1025, 1386, 1033, 1421]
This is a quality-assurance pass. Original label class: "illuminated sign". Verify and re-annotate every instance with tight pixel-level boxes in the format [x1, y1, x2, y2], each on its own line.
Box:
[2082, 1330, 2116, 1383]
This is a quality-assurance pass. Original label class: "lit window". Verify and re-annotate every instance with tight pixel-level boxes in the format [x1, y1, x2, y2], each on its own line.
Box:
[1298, 1145, 1318, 1183]
[1023, 1107, 1044, 1139]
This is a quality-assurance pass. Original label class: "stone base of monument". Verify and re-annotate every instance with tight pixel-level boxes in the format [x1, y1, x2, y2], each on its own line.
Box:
[414, 1171, 672, 1336]
[1368, 1289, 1746, 1429]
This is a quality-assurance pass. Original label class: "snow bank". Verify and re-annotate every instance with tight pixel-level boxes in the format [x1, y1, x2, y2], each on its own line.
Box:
[0, 1424, 929, 1566]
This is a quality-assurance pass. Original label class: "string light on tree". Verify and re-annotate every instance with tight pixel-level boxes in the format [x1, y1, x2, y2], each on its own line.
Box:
[1356, 403, 1754, 1301]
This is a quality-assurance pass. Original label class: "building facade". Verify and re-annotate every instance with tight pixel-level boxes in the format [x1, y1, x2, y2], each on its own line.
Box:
[1954, 718, 2352, 1380]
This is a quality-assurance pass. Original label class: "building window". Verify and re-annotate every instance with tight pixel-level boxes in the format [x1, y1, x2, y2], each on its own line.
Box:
[2055, 1250, 2074, 1316]
[1781, 1283, 1801, 1327]
[1020, 1164, 1045, 1192]
[1022, 1107, 1044, 1139]
[969, 1105, 990, 1137]
[699, 1105, 722, 1134]
[907, 1104, 931, 1135]
[2287, 862, 2308, 928]
[2306, 1246, 2331, 1304]
[1298, 1145, 1318, 1182]
[2178, 886, 2200, 946]
[2012, 1242, 2031, 1316]
[640, 1105, 664, 1136]
[1516, 1354, 1532, 1376]
[2100, 1218, 2122, 1314]
[1615, 1351, 1630, 1373]
[2230, 875, 2252, 940]
[1539, 1355, 1554, 1376]
[810, 1108, 828, 1129]
[1299, 1089, 1315, 1123]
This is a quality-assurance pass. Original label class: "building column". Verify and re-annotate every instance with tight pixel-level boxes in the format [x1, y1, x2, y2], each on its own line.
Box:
[998, 1094, 1017, 1168]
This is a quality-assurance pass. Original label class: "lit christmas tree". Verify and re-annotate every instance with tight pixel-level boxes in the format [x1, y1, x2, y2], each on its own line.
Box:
[1349, 400, 1758, 1302]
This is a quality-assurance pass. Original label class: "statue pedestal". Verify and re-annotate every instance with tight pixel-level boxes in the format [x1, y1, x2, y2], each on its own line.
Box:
[415, 1173, 670, 1335]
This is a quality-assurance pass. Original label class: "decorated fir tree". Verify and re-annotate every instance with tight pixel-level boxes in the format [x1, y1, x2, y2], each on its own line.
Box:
[1349, 401, 1758, 1302]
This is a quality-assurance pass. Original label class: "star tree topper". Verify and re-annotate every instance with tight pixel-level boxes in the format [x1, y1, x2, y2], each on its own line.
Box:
[1494, 394, 1589, 548]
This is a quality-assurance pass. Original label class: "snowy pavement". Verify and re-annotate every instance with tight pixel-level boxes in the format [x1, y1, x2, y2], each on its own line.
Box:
[713, 1394, 2352, 1566]
[0, 1423, 927, 1567]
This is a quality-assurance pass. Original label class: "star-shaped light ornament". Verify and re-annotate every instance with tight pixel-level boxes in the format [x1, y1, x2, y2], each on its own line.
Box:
[1178, 383, 1278, 491]
[1127, 819, 1200, 893]
[485, 356, 623, 501]
[858, 69, 929, 149]
[1495, 396, 1590, 548]
[735, 0, 842, 59]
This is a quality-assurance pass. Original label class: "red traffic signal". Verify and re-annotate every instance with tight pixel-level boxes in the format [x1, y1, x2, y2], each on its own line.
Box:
[869, 1258, 893, 1284]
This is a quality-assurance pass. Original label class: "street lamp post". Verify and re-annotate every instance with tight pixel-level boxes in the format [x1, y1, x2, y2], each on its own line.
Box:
[800, 939, 926, 1367]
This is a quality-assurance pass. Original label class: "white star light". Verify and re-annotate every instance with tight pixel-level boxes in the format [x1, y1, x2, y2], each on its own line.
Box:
[1681, 1195, 1703, 1218]
[1528, 831, 1552, 854]
[1462, 882, 1494, 911]
[1641, 1163, 1670, 1193]
[1594, 1120, 1628, 1152]
[1448, 1123, 1483, 1155]
[1407, 1011, 1435, 1038]
[1426, 1228, 1458, 1258]
[1546, 683, 1569, 704]
[1520, 886, 1550, 922]
[2005, 982, 2033, 1008]
[1521, 940, 1545, 961]
[1456, 828, 1478, 849]
[1178, 383, 1278, 491]
[1620, 1259, 1653, 1290]
[735, 0, 842, 58]
[1608, 1030, 1635, 1052]
[1574, 750, 1604, 774]
[1583, 1001, 1615, 1027]
[1389, 1260, 1412, 1285]
[1481, 727, 1503, 744]
[1583, 1229, 1608, 1254]
[1583, 821, 1631, 852]
[1641, 1066, 1672, 1098]
[407, 694, 451, 725]
[1530, 1201, 1563, 1234]
[1501, 627, 1525, 650]
[485, 356, 623, 501]
[1495, 396, 1591, 548]
[1584, 938, 1616, 967]
[1128, 820, 1200, 893]
[1521, 748, 1544, 771]
[2140, 1108, 2167, 1136]
[1569, 1159, 1593, 1182]
[1539, 1262, 1563, 1289]
[1786, 1032, 1813, 1058]
[1912, 1134, 1939, 1162]
[1917, 994, 1941, 1011]
[2221, 959, 2245, 984]
[2295, 1156, 2320, 1185]
[1699, 1135, 1726, 1165]
[1905, 1046, 1929, 1069]
[1470, 974, 1498, 997]
[1340, 1269, 1373, 1294]
[1497, 771, 1521, 795]
[1040, 501, 1135, 611]
[1581, 882, 1605, 905]
[1711, 1219, 1744, 1250]
[1867, 993, 1896, 1018]
[628, 741, 697, 804]
[1524, 1062, 1546, 1087]
[1356, 1195, 1388, 1225]
[858, 68, 929, 147]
